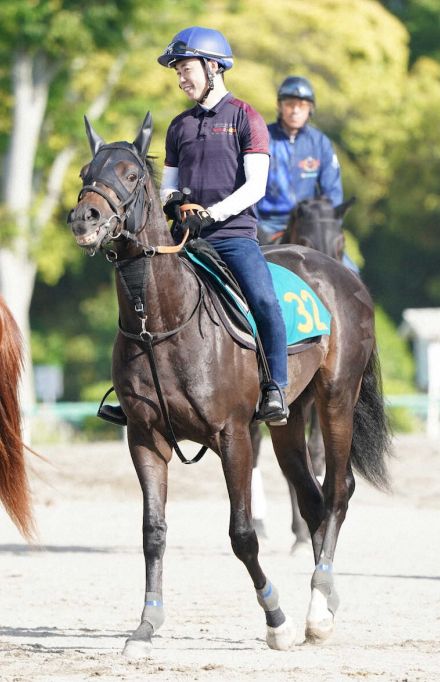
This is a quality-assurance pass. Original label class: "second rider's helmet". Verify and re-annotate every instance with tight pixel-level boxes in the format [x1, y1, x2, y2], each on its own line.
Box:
[158, 26, 234, 72]
[277, 76, 315, 105]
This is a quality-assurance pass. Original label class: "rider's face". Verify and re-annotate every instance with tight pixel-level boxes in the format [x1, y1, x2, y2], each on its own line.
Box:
[278, 97, 312, 135]
[175, 58, 210, 101]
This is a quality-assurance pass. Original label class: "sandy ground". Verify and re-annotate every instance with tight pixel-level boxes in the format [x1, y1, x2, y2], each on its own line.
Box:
[0, 432, 439, 682]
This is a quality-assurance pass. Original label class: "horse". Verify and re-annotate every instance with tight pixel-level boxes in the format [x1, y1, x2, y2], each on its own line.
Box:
[0, 295, 34, 540]
[68, 112, 391, 658]
[252, 197, 355, 548]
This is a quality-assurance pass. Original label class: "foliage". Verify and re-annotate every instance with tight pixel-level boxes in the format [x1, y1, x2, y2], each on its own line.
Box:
[374, 305, 419, 433]
[374, 306, 415, 394]
[0, 0, 437, 408]
[381, 0, 440, 64]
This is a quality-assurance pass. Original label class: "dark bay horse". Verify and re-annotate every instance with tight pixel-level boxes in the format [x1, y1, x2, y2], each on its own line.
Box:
[253, 197, 355, 548]
[0, 296, 34, 540]
[281, 196, 354, 255]
[68, 112, 390, 657]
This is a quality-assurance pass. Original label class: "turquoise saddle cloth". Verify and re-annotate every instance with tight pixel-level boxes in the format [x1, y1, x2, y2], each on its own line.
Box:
[267, 262, 331, 344]
[185, 252, 331, 345]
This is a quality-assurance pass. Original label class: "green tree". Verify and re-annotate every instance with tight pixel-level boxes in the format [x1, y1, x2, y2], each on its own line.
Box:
[363, 56, 440, 318]
[5, 0, 430, 403]
[381, 0, 440, 64]
[0, 0, 186, 408]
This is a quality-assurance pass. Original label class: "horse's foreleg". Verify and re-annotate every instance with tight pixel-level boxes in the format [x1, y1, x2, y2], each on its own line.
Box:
[220, 427, 295, 651]
[122, 427, 170, 659]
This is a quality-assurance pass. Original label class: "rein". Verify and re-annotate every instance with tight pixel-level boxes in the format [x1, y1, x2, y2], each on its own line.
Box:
[78, 144, 208, 463]
[108, 233, 208, 465]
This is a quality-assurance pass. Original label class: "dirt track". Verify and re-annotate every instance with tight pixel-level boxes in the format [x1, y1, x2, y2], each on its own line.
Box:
[1, 433, 439, 681]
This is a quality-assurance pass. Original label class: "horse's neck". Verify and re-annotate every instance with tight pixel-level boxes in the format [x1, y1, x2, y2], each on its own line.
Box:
[116, 187, 198, 332]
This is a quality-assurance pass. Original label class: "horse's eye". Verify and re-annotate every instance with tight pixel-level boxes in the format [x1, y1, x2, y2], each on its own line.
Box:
[127, 173, 138, 183]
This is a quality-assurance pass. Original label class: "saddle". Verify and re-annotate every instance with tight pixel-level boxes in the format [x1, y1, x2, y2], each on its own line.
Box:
[182, 238, 328, 357]
[182, 239, 257, 349]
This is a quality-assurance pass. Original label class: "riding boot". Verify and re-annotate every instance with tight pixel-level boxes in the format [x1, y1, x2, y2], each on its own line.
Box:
[97, 404, 127, 426]
[255, 383, 289, 426]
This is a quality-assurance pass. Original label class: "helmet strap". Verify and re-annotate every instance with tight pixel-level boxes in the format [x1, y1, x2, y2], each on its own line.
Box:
[197, 58, 216, 104]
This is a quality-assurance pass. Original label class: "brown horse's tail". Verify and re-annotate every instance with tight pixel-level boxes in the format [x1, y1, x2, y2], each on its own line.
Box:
[0, 297, 35, 540]
[350, 347, 393, 490]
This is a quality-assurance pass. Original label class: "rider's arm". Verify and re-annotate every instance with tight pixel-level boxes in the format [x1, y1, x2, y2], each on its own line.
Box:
[160, 165, 179, 203]
[318, 136, 343, 207]
[207, 153, 269, 222]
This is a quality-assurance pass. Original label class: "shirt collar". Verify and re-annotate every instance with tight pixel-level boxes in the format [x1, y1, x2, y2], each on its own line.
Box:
[194, 91, 233, 117]
[275, 121, 309, 140]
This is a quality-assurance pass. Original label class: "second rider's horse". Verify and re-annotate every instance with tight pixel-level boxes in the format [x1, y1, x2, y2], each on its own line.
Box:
[68, 112, 390, 657]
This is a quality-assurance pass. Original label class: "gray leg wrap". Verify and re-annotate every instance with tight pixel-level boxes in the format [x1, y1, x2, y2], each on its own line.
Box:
[140, 591, 165, 633]
[311, 562, 340, 616]
[256, 580, 285, 628]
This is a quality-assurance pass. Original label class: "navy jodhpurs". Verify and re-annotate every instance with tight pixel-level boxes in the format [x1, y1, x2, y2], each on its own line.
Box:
[209, 237, 288, 387]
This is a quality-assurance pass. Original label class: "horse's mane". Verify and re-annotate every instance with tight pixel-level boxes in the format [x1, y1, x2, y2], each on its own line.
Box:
[146, 155, 160, 188]
[0, 297, 34, 539]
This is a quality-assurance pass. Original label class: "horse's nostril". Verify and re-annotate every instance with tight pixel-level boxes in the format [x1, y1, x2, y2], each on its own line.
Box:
[85, 207, 101, 222]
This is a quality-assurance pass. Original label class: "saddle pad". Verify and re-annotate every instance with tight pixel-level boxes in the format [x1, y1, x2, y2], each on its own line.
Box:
[268, 262, 331, 344]
[185, 251, 331, 346]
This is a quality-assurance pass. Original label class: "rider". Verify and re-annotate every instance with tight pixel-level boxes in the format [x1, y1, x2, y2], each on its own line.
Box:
[100, 26, 289, 427]
[159, 26, 289, 425]
[256, 76, 357, 270]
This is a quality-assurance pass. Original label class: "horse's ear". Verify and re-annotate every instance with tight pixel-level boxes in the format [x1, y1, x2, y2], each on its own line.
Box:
[133, 111, 153, 159]
[84, 116, 105, 156]
[334, 195, 356, 220]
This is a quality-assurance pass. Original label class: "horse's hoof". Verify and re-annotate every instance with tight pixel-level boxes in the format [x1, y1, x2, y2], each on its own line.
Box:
[122, 638, 153, 659]
[266, 615, 295, 650]
[305, 615, 334, 643]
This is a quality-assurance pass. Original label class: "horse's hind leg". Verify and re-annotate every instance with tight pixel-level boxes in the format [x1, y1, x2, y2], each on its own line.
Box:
[304, 389, 357, 643]
[287, 480, 311, 549]
[220, 425, 295, 650]
[122, 427, 170, 659]
[307, 404, 325, 477]
[269, 399, 326, 548]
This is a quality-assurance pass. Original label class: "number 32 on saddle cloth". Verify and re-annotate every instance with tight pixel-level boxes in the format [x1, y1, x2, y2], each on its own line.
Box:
[183, 243, 331, 353]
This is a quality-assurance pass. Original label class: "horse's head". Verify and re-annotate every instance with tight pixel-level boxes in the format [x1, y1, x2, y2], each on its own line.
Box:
[286, 196, 355, 261]
[68, 112, 153, 255]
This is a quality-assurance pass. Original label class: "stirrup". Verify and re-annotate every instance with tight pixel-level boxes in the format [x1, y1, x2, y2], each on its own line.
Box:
[97, 386, 127, 426]
[254, 381, 289, 426]
[97, 404, 127, 426]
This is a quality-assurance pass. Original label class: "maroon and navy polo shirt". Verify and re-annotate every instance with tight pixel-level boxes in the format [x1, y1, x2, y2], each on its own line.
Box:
[164, 92, 269, 240]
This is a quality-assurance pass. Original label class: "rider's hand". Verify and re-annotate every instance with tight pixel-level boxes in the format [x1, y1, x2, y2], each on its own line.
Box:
[184, 210, 215, 240]
[163, 191, 184, 222]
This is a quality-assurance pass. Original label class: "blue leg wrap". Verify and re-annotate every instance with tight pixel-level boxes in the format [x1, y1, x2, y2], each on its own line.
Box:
[311, 561, 339, 615]
[256, 580, 285, 628]
[141, 591, 165, 632]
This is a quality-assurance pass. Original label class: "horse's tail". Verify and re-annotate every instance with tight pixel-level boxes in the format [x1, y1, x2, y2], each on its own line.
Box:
[350, 346, 392, 490]
[0, 297, 34, 540]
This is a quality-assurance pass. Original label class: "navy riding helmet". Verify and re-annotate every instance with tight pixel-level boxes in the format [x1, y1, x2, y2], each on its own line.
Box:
[158, 26, 234, 72]
[277, 76, 315, 105]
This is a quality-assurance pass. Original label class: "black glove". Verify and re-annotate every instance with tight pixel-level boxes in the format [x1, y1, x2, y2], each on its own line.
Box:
[184, 210, 215, 240]
[163, 191, 184, 222]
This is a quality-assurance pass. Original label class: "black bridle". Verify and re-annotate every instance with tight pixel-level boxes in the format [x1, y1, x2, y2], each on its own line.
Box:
[71, 143, 152, 252]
